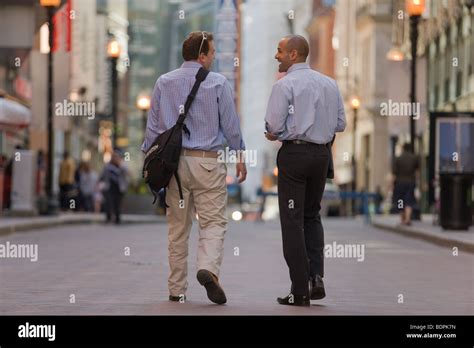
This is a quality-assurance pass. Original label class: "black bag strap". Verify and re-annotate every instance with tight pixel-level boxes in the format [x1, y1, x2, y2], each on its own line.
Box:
[176, 67, 209, 129]
[174, 68, 208, 202]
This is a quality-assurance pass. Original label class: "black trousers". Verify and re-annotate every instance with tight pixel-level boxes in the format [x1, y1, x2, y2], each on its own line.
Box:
[59, 184, 74, 210]
[105, 187, 123, 223]
[277, 142, 329, 296]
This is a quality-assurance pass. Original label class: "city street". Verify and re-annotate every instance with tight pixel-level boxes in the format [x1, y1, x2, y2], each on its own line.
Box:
[1, 218, 472, 315]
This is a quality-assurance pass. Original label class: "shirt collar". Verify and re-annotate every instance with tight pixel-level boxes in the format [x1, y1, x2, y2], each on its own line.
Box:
[287, 62, 310, 74]
[181, 61, 203, 69]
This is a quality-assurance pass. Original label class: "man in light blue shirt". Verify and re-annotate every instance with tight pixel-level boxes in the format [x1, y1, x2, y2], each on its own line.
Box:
[264, 51, 346, 143]
[265, 35, 346, 306]
[142, 31, 247, 305]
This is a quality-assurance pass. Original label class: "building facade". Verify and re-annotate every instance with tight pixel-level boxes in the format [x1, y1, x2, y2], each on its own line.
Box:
[333, 0, 428, 213]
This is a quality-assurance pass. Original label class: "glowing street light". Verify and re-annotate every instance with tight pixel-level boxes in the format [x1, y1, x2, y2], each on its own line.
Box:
[406, 0, 425, 16]
[136, 94, 151, 134]
[350, 96, 360, 110]
[107, 39, 121, 59]
[386, 46, 405, 61]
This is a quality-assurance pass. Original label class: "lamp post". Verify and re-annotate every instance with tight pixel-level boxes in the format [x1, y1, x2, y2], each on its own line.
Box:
[40, 0, 61, 215]
[350, 96, 360, 216]
[136, 94, 151, 136]
[107, 38, 120, 149]
[406, 0, 425, 154]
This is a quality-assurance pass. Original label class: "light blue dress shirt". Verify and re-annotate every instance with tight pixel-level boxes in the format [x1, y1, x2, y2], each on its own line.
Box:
[264, 63, 346, 144]
[141, 61, 245, 153]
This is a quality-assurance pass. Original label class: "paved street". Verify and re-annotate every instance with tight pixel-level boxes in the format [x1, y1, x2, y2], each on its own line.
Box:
[0, 218, 472, 315]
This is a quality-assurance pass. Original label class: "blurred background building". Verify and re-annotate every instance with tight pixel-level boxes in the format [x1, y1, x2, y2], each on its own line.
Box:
[0, 0, 472, 220]
[240, 0, 312, 202]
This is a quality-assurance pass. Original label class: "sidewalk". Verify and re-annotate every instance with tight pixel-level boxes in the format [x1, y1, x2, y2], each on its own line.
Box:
[372, 214, 474, 253]
[0, 212, 166, 237]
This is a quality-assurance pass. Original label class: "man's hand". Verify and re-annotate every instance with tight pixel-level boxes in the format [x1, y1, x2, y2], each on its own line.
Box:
[265, 132, 278, 141]
[236, 162, 247, 183]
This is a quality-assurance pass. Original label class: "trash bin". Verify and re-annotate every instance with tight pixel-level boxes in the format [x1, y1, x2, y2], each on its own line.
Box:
[439, 173, 473, 230]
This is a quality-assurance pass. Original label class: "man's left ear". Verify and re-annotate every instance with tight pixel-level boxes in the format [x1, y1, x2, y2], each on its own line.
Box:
[290, 49, 298, 61]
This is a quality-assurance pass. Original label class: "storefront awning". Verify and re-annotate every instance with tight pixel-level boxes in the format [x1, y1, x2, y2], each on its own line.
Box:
[0, 97, 31, 129]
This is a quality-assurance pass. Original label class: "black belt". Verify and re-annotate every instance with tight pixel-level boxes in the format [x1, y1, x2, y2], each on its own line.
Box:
[283, 140, 328, 146]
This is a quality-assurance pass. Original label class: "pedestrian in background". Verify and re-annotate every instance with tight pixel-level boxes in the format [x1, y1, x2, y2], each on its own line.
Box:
[374, 185, 384, 214]
[74, 161, 84, 211]
[94, 188, 103, 214]
[58, 151, 76, 211]
[256, 186, 267, 222]
[265, 35, 346, 306]
[79, 162, 98, 212]
[36, 150, 46, 196]
[392, 143, 419, 226]
[100, 150, 129, 224]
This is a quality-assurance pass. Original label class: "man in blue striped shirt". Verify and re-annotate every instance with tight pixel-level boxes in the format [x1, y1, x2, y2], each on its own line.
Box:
[142, 31, 247, 305]
[265, 35, 346, 306]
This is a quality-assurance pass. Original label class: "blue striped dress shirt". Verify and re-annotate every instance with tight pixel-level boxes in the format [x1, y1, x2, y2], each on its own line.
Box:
[264, 63, 346, 144]
[141, 61, 245, 153]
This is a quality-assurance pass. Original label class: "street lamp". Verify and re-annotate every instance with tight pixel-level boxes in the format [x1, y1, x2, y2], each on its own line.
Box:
[40, 0, 61, 215]
[386, 46, 405, 61]
[136, 94, 151, 135]
[107, 38, 120, 149]
[406, 0, 425, 154]
[350, 96, 360, 216]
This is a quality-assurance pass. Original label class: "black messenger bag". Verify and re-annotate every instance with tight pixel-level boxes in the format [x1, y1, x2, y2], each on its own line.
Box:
[142, 67, 209, 204]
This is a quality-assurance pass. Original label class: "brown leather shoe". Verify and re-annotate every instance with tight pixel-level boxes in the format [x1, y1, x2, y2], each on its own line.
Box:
[196, 269, 227, 304]
[169, 295, 186, 302]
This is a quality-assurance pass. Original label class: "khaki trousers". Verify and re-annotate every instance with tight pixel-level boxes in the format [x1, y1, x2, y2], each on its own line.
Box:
[166, 154, 227, 297]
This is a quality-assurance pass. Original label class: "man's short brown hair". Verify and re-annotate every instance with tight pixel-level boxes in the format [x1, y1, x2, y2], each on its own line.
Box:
[182, 31, 214, 61]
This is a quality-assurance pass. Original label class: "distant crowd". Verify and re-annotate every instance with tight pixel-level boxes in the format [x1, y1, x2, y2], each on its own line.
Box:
[0, 148, 129, 224]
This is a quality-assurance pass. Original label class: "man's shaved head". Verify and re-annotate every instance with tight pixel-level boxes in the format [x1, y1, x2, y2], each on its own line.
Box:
[274, 34, 310, 72]
[283, 35, 309, 61]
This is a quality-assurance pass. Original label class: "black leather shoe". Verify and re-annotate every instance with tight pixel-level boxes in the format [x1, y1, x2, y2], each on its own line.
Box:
[277, 293, 310, 307]
[196, 269, 227, 304]
[310, 275, 326, 300]
[169, 295, 186, 302]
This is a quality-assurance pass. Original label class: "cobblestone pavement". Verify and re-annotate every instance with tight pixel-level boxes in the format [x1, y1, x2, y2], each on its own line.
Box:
[0, 218, 472, 315]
